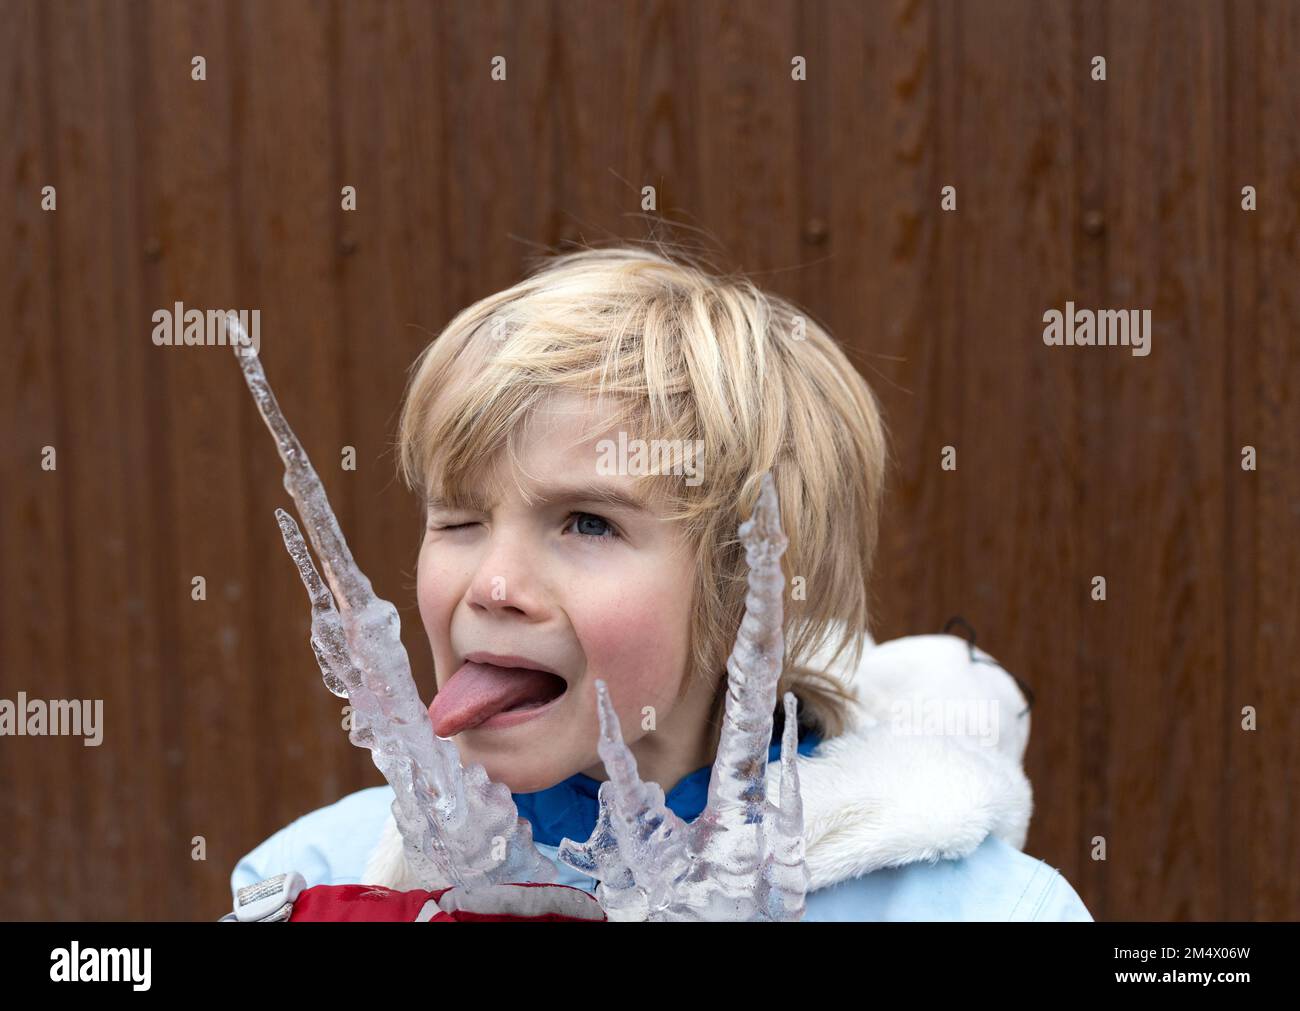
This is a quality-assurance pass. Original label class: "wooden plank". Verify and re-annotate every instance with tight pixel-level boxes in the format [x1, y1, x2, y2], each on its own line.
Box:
[1229, 0, 1300, 921]
[1102, 0, 1230, 920]
[819, 0, 971, 648]
[948, 0, 1089, 906]
[225, 0, 353, 901]
[139, 0, 257, 918]
[0, 0, 80, 920]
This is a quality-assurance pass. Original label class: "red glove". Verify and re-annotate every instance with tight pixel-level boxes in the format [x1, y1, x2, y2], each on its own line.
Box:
[288, 881, 606, 923]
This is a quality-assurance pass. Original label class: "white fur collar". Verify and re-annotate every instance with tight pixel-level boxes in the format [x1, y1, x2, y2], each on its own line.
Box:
[364, 630, 1034, 892]
[777, 631, 1033, 890]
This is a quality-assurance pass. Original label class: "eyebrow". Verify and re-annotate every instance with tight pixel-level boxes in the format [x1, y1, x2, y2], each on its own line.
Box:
[426, 481, 653, 515]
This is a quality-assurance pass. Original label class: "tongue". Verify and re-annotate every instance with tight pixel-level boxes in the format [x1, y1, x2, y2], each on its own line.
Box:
[428, 661, 563, 737]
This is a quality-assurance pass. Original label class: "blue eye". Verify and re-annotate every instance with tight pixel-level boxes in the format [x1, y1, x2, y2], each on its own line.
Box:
[429, 515, 619, 541]
[566, 512, 619, 541]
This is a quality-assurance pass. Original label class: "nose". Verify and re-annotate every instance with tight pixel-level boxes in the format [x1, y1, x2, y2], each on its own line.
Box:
[465, 526, 549, 620]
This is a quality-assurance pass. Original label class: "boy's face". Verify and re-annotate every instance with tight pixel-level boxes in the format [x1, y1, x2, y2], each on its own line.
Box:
[416, 392, 717, 794]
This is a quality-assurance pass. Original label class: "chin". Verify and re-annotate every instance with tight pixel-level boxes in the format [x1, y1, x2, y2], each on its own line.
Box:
[464, 751, 554, 795]
[496, 770, 555, 794]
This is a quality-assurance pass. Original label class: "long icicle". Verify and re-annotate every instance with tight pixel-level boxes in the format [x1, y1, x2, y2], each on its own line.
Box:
[226, 313, 555, 892]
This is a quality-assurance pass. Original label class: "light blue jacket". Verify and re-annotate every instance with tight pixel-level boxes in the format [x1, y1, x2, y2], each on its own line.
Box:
[230, 633, 1093, 922]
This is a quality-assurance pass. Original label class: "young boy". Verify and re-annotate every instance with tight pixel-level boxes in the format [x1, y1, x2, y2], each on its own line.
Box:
[230, 244, 1092, 921]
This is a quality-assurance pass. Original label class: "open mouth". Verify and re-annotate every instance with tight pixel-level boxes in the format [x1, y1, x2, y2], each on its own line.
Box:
[488, 665, 566, 712]
[496, 668, 568, 712]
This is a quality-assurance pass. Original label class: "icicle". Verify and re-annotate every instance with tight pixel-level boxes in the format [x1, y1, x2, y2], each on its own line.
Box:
[226, 313, 555, 893]
[557, 472, 809, 920]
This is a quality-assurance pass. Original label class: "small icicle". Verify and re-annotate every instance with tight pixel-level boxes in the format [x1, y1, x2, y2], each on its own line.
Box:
[760, 691, 809, 921]
[556, 471, 808, 920]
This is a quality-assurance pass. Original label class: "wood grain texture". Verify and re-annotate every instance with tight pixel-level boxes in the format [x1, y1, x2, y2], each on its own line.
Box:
[0, 0, 1294, 920]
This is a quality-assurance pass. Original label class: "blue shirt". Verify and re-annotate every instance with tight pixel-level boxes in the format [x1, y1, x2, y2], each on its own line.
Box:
[515, 729, 823, 847]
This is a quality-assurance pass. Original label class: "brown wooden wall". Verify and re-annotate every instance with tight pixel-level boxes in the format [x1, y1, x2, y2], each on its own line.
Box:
[1, 0, 1296, 921]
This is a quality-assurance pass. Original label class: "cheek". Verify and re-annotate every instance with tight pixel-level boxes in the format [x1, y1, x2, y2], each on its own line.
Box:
[575, 569, 692, 707]
[415, 542, 456, 632]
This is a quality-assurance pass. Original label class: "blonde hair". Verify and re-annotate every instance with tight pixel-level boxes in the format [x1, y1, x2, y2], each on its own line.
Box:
[396, 241, 888, 750]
